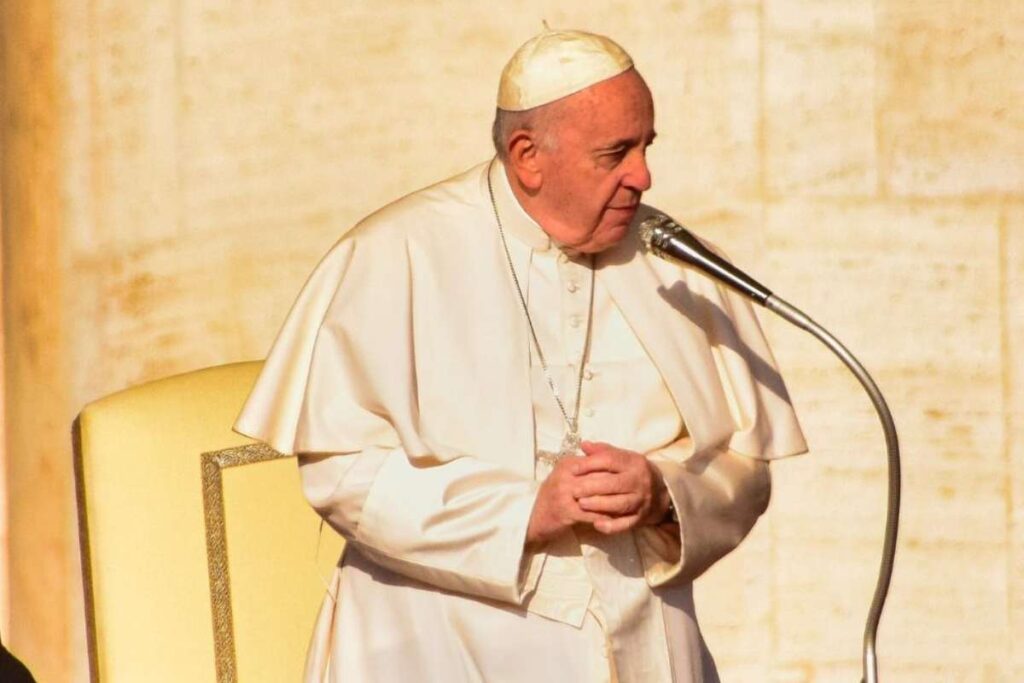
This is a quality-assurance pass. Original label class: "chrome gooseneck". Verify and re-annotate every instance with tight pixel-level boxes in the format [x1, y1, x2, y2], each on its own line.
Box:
[639, 214, 901, 683]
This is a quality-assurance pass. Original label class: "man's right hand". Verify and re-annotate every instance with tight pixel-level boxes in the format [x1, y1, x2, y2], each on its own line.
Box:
[525, 458, 612, 547]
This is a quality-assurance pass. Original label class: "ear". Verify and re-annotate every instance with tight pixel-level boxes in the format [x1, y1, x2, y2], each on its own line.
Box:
[506, 129, 544, 192]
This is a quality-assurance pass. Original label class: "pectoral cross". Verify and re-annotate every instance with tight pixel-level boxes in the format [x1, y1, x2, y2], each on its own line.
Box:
[559, 429, 582, 457]
[536, 428, 582, 467]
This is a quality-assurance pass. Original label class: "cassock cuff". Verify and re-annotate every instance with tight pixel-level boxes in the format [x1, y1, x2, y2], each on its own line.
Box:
[639, 448, 772, 587]
[636, 454, 685, 587]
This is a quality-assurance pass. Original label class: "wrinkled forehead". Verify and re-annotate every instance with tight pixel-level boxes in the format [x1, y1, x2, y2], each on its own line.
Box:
[549, 70, 655, 140]
[564, 68, 652, 108]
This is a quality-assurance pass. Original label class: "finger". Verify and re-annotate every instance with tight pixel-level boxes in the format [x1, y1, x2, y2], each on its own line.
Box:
[580, 440, 615, 456]
[578, 493, 642, 516]
[593, 514, 641, 535]
[572, 452, 622, 475]
[563, 501, 615, 525]
[572, 472, 627, 498]
[546, 489, 615, 523]
[572, 510, 616, 525]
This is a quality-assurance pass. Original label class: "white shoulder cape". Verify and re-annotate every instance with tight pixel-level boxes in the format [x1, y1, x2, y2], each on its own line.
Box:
[235, 162, 807, 477]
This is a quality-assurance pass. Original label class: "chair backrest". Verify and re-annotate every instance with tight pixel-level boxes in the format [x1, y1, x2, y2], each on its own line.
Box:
[74, 361, 344, 682]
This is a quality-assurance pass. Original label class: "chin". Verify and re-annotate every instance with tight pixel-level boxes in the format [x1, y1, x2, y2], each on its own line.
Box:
[583, 224, 630, 254]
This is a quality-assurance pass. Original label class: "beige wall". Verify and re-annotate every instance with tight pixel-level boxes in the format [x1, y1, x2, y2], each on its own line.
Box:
[2, 1, 1021, 681]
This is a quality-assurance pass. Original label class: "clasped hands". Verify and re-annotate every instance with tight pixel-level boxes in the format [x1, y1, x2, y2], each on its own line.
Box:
[526, 440, 673, 546]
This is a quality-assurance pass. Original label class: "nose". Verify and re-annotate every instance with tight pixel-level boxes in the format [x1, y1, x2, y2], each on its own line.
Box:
[624, 149, 652, 193]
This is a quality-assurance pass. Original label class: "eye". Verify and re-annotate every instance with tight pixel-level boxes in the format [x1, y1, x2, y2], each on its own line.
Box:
[599, 147, 628, 167]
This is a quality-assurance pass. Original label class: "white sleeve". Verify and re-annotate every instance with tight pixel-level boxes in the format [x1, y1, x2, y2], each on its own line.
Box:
[635, 438, 772, 586]
[298, 448, 543, 605]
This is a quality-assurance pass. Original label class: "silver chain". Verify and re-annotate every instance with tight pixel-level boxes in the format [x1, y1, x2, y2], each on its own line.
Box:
[486, 160, 595, 447]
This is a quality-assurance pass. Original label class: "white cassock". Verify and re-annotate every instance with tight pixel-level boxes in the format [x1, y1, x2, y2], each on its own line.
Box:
[235, 160, 808, 682]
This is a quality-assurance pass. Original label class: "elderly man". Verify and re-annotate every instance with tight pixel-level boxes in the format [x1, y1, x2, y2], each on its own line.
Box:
[236, 28, 806, 682]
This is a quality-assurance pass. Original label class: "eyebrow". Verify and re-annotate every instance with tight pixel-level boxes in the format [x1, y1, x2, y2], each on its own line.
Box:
[596, 131, 658, 151]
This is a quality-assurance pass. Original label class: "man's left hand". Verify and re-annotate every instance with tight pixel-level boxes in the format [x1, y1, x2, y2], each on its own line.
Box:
[572, 441, 672, 535]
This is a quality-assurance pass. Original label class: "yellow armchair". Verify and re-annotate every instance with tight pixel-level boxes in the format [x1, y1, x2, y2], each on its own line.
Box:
[73, 361, 344, 682]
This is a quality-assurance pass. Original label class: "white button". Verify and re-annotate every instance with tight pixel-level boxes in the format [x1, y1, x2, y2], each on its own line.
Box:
[567, 281, 579, 293]
[558, 252, 569, 263]
[569, 315, 582, 328]
[584, 408, 595, 417]
[583, 369, 594, 380]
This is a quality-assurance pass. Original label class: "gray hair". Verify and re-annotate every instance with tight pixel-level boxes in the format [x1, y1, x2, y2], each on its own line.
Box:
[490, 105, 560, 160]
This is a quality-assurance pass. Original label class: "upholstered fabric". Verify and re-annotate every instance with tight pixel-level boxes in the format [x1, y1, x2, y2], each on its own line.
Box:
[74, 361, 343, 682]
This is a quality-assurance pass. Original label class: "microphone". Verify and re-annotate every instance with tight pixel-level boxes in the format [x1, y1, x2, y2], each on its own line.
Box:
[638, 213, 772, 305]
[638, 211, 900, 683]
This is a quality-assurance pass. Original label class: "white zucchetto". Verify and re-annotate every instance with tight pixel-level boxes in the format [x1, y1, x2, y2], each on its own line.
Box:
[497, 28, 634, 112]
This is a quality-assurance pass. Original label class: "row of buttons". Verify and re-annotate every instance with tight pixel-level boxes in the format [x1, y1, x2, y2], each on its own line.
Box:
[560, 250, 594, 418]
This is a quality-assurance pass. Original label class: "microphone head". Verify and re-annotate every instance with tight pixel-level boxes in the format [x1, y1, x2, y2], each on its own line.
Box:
[638, 211, 773, 304]
[638, 213, 682, 254]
